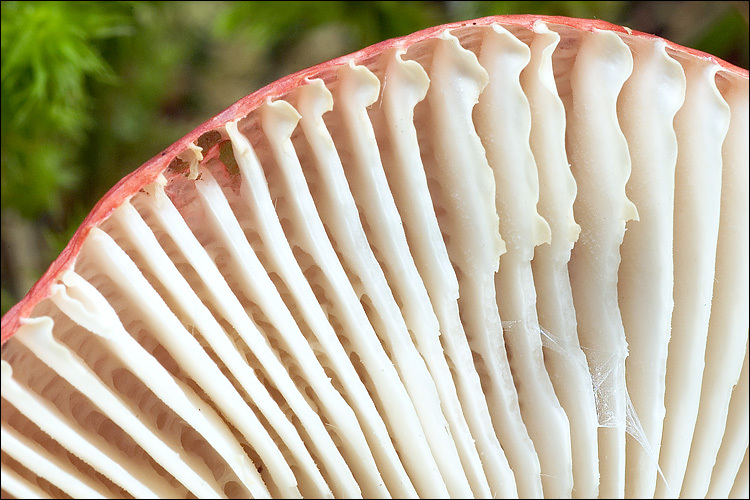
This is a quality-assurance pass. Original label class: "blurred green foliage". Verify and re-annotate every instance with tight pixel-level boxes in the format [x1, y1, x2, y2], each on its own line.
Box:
[1, 1, 748, 315]
[1, 1, 131, 218]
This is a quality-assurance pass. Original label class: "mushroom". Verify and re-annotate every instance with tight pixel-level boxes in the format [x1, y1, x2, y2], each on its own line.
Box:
[1, 14, 747, 499]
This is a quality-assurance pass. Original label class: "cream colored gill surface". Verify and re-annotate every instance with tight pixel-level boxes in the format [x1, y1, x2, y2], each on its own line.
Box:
[729, 449, 749, 499]
[3, 19, 750, 500]
[474, 24, 574, 499]
[105, 201, 330, 498]
[225, 115, 382, 497]
[0, 463, 52, 499]
[292, 66, 452, 497]
[328, 61, 477, 498]
[1, 424, 106, 499]
[0, 360, 162, 498]
[59, 235, 275, 498]
[11, 316, 223, 498]
[331, 56, 492, 498]
[680, 75, 749, 499]
[615, 36, 685, 499]
[191, 172, 362, 497]
[372, 46, 517, 498]
[1, 328, 194, 498]
[555, 27, 637, 499]
[412, 30, 544, 498]
[703, 344, 749, 499]
[254, 91, 418, 498]
[138, 180, 355, 498]
[289, 78, 441, 498]
[523, 21, 600, 499]
[655, 56, 731, 499]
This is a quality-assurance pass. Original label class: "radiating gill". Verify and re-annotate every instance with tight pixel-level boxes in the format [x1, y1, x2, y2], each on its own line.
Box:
[409, 31, 544, 498]
[474, 24, 574, 499]
[370, 46, 518, 499]
[656, 54, 730, 498]
[556, 27, 636, 499]
[523, 21, 600, 499]
[290, 75, 449, 497]
[616, 35, 685, 499]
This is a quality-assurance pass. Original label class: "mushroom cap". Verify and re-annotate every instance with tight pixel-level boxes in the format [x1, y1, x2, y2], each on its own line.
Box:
[2, 15, 746, 338]
[1, 14, 748, 500]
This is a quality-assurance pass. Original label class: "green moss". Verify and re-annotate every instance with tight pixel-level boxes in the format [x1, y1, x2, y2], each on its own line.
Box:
[1, 1, 132, 218]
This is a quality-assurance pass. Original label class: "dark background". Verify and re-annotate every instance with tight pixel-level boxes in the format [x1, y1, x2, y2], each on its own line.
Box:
[2, 1, 748, 315]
